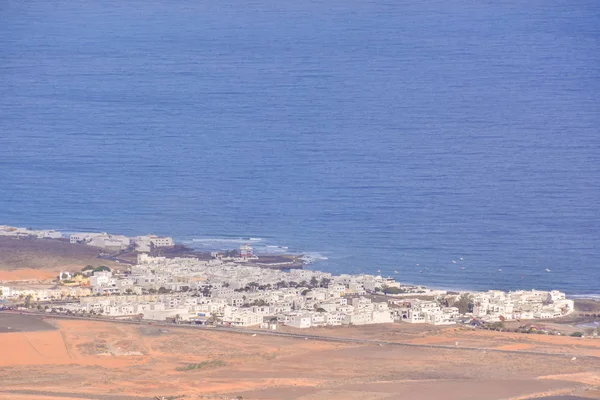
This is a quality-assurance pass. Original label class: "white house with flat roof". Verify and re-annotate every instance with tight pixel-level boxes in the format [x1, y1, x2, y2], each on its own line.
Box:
[70, 232, 104, 244]
[286, 313, 312, 329]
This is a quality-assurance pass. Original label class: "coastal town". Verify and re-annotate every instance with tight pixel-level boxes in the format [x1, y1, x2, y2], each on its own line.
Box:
[0, 225, 578, 330]
[1, 225, 600, 400]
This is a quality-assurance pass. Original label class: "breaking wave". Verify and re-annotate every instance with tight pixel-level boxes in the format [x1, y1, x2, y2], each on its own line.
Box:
[569, 294, 600, 300]
[183, 237, 295, 255]
[187, 237, 263, 246]
[300, 252, 329, 264]
[261, 245, 289, 254]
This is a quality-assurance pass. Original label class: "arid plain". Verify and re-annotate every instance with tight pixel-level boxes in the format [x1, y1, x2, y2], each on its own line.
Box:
[1, 313, 599, 400]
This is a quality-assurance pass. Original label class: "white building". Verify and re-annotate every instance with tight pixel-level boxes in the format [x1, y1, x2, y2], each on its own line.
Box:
[87, 234, 131, 250]
[343, 312, 372, 325]
[38, 230, 62, 239]
[70, 232, 104, 244]
[0, 286, 12, 298]
[132, 235, 174, 252]
[149, 236, 174, 247]
[222, 306, 262, 327]
[400, 300, 458, 325]
[286, 313, 312, 329]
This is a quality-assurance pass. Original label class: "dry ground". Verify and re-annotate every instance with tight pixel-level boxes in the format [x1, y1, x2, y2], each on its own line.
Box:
[0, 315, 599, 400]
[0, 237, 120, 280]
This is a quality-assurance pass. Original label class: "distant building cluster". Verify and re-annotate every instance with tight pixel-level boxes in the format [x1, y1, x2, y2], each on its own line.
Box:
[392, 290, 574, 325]
[393, 299, 459, 325]
[0, 225, 176, 254]
[0, 225, 62, 239]
[69, 233, 131, 250]
[67, 255, 397, 328]
[471, 289, 574, 321]
[0, 252, 574, 329]
[69, 232, 173, 251]
[0, 285, 91, 301]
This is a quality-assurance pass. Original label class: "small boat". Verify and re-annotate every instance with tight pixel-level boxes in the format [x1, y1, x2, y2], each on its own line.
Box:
[460, 267, 466, 270]
[394, 270, 399, 274]
[498, 269, 503, 272]
[545, 268, 551, 272]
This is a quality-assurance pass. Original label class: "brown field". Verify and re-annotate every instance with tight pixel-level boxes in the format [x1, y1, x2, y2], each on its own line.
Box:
[0, 315, 599, 400]
[575, 300, 600, 314]
[0, 237, 120, 280]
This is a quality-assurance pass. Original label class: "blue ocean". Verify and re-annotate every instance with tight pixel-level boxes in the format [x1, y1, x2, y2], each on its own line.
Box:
[1, 0, 599, 294]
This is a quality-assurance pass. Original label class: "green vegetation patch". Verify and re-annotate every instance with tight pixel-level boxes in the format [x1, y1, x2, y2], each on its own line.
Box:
[176, 360, 226, 371]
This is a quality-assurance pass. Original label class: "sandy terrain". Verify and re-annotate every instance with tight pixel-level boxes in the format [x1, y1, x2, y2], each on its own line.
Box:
[0, 315, 598, 400]
[0, 237, 120, 280]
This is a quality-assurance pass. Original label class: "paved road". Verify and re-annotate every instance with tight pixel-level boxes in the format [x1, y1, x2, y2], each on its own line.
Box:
[2, 310, 598, 361]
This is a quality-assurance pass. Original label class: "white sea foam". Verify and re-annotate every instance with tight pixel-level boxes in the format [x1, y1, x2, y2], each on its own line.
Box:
[260, 245, 289, 254]
[300, 253, 329, 264]
[184, 237, 297, 255]
[190, 238, 263, 242]
[60, 228, 103, 235]
[569, 294, 600, 300]
[189, 237, 263, 246]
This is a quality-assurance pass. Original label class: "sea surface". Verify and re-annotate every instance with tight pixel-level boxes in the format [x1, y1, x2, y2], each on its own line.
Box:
[1, 0, 599, 294]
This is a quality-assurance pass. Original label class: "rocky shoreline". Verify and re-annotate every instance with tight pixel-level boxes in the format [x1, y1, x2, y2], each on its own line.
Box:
[109, 243, 306, 270]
